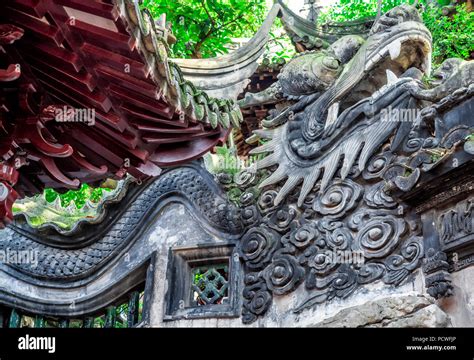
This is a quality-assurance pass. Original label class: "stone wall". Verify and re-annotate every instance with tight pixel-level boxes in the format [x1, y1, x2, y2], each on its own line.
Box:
[145, 203, 472, 327]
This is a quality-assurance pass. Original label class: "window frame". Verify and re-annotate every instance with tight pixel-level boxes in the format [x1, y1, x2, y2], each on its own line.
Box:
[163, 242, 241, 321]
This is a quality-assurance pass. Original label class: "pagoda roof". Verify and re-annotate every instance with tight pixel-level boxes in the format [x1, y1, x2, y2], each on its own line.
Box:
[0, 0, 249, 225]
[0, 0, 243, 199]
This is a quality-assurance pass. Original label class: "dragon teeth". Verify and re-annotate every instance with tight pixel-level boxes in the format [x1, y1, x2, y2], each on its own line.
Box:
[388, 39, 402, 60]
[386, 69, 399, 85]
[423, 52, 432, 76]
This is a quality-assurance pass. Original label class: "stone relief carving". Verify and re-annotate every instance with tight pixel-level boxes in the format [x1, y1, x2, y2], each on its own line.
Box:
[423, 249, 453, 299]
[0, 3, 472, 326]
[236, 163, 426, 322]
[420, 197, 474, 297]
[438, 199, 473, 246]
[0, 164, 243, 280]
[234, 5, 473, 323]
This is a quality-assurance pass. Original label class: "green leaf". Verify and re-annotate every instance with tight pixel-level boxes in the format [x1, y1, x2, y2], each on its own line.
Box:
[142, 0, 268, 59]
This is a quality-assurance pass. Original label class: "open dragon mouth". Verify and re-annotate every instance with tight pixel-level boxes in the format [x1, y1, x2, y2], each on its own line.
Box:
[340, 21, 432, 113]
[368, 3, 432, 59]
[365, 28, 432, 74]
[298, 5, 433, 145]
[250, 5, 435, 207]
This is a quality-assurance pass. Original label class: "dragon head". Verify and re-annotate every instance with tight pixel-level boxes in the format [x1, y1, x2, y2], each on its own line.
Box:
[299, 5, 432, 148]
[369, 4, 422, 35]
[361, 4, 432, 87]
[277, 52, 343, 97]
[250, 5, 435, 207]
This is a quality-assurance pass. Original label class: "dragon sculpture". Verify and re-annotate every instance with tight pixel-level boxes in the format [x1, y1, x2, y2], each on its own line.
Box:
[0, 3, 473, 326]
[247, 5, 433, 206]
[239, 35, 365, 109]
[410, 58, 474, 101]
[234, 4, 473, 324]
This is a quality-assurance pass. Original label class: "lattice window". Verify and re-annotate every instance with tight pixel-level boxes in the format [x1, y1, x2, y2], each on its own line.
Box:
[164, 243, 241, 320]
[191, 264, 229, 306]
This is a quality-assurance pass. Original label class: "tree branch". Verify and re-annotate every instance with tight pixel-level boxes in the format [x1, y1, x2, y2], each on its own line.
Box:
[191, 6, 249, 58]
[215, 12, 246, 32]
[200, 0, 216, 28]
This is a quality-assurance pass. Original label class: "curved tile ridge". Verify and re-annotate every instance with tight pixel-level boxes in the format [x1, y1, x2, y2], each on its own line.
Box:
[0, 164, 243, 281]
[278, 0, 374, 50]
[171, 3, 282, 99]
[116, 0, 243, 128]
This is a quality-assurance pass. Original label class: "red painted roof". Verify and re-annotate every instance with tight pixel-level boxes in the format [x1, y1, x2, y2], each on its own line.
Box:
[0, 0, 241, 226]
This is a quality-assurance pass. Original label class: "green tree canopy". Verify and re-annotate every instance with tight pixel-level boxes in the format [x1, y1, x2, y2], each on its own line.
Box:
[319, 0, 473, 66]
[142, 0, 268, 58]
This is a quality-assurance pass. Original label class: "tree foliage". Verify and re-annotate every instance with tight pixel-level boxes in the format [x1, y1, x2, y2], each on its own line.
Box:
[319, 0, 444, 21]
[44, 184, 110, 208]
[142, 0, 268, 58]
[319, 0, 414, 21]
[142, 0, 472, 65]
[263, 18, 297, 65]
[422, 3, 473, 63]
[319, 0, 473, 66]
